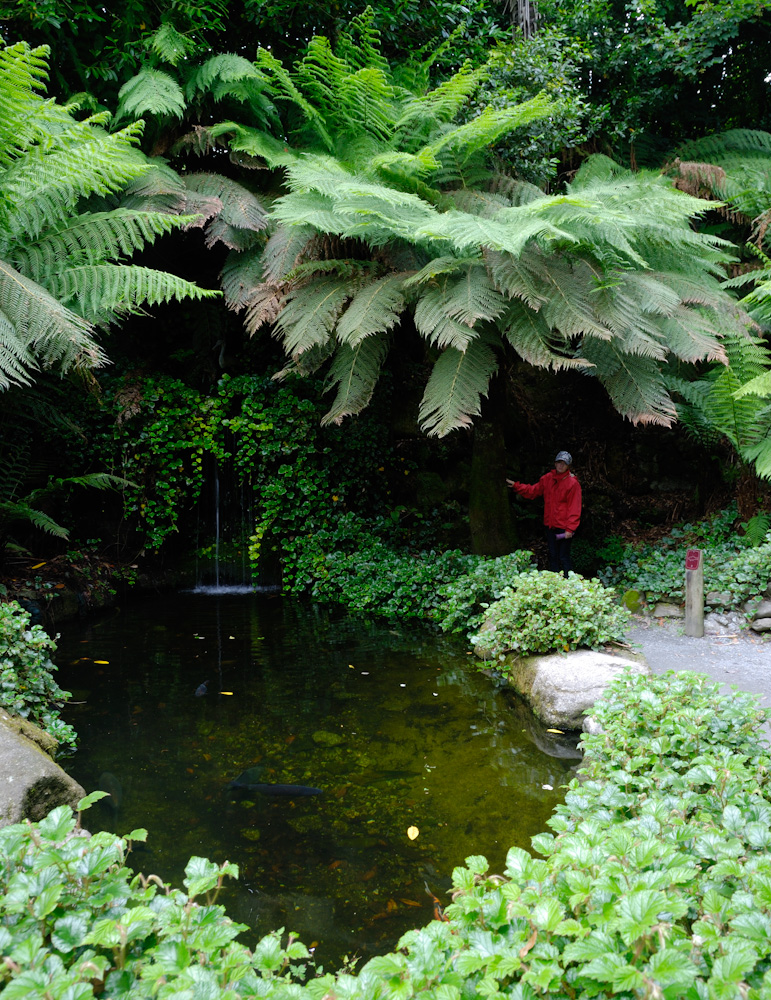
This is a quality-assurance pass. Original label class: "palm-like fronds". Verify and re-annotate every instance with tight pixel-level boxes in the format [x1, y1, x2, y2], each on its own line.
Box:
[419, 337, 499, 437]
[116, 68, 187, 120]
[0, 42, 219, 387]
[321, 335, 389, 425]
[203, 21, 751, 436]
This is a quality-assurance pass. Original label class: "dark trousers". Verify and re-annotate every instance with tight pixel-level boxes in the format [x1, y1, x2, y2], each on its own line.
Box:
[546, 527, 572, 577]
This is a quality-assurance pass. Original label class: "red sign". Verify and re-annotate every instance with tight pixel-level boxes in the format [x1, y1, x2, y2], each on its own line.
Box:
[685, 548, 702, 570]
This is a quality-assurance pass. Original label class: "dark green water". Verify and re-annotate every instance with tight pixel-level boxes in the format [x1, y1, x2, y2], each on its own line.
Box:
[54, 592, 578, 970]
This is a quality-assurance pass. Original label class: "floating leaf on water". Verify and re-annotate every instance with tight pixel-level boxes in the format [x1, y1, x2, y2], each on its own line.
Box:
[399, 898, 421, 906]
[220, 691, 234, 695]
[546, 729, 564, 734]
[94, 660, 110, 665]
[407, 826, 419, 840]
[542, 784, 553, 790]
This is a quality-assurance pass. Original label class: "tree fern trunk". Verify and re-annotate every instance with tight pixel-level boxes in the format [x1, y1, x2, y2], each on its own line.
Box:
[469, 382, 519, 555]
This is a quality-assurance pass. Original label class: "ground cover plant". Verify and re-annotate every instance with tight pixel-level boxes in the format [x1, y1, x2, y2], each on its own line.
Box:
[600, 504, 771, 608]
[2, 669, 770, 999]
[0, 600, 76, 749]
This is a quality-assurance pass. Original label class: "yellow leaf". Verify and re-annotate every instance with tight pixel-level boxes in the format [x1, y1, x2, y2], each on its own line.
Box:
[407, 826, 419, 840]
[546, 728, 564, 734]
[220, 691, 234, 695]
[94, 660, 110, 665]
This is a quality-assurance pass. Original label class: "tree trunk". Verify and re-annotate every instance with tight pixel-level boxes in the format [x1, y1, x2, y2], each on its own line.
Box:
[469, 409, 519, 555]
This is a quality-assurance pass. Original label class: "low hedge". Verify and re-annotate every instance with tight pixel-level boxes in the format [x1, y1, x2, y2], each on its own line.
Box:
[2, 669, 770, 999]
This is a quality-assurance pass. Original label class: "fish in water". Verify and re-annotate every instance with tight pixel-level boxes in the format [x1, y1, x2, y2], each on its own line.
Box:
[98, 771, 123, 811]
[195, 680, 209, 697]
[227, 767, 321, 797]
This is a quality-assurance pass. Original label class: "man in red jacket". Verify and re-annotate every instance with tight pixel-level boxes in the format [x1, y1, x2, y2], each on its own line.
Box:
[506, 451, 582, 576]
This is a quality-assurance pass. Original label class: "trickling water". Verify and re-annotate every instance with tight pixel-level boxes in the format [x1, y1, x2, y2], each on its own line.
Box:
[55, 594, 578, 971]
[193, 459, 262, 593]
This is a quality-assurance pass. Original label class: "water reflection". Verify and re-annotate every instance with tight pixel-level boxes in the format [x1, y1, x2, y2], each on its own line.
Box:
[55, 593, 577, 970]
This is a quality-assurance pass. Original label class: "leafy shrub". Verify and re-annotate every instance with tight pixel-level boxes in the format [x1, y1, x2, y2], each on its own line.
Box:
[0, 601, 76, 750]
[471, 571, 630, 658]
[0, 794, 313, 998]
[600, 504, 771, 607]
[436, 551, 536, 634]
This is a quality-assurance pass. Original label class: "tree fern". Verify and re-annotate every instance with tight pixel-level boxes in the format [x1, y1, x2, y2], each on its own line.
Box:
[335, 273, 411, 346]
[116, 68, 187, 120]
[419, 337, 499, 437]
[275, 278, 353, 355]
[321, 334, 389, 425]
[0, 42, 219, 386]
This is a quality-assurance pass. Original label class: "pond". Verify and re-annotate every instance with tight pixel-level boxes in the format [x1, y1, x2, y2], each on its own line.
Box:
[54, 592, 579, 972]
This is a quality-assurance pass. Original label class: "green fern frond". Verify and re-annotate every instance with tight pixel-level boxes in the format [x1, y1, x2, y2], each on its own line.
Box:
[419, 336, 499, 437]
[275, 277, 352, 354]
[243, 283, 283, 335]
[120, 159, 188, 213]
[11, 209, 197, 283]
[0, 259, 103, 384]
[48, 263, 220, 326]
[184, 172, 269, 236]
[272, 340, 335, 379]
[185, 54, 265, 102]
[336, 8, 390, 76]
[116, 69, 186, 120]
[0, 500, 69, 538]
[422, 96, 553, 166]
[147, 22, 197, 66]
[257, 47, 334, 152]
[395, 63, 484, 139]
[581, 339, 678, 425]
[740, 437, 771, 481]
[741, 512, 771, 545]
[322, 334, 389, 425]
[221, 247, 265, 312]
[211, 122, 297, 168]
[336, 273, 411, 346]
[501, 299, 590, 371]
[2, 121, 149, 244]
[259, 226, 314, 283]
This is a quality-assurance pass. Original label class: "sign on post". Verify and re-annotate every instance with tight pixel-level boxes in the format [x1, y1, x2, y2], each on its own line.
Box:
[684, 548, 704, 637]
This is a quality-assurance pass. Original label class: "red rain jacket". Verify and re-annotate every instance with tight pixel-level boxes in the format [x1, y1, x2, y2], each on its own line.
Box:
[510, 469, 582, 533]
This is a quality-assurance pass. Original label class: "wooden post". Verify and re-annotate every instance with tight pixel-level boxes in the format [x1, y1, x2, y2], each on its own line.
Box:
[684, 548, 704, 638]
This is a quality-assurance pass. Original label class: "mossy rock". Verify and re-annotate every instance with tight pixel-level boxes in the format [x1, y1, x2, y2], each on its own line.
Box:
[621, 589, 646, 613]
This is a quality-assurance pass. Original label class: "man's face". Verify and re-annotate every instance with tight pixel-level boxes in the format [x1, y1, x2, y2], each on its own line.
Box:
[555, 460, 569, 473]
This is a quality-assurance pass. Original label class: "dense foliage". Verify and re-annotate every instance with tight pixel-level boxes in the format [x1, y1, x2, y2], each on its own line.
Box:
[0, 601, 76, 749]
[600, 505, 771, 607]
[471, 571, 630, 659]
[3, 669, 771, 999]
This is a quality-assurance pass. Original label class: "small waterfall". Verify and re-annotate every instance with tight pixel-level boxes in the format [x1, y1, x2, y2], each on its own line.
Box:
[192, 458, 267, 594]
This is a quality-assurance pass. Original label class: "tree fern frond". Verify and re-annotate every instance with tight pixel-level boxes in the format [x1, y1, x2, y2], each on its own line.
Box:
[570, 154, 632, 188]
[11, 209, 198, 283]
[395, 63, 484, 139]
[259, 225, 314, 283]
[336, 273, 411, 346]
[243, 283, 283, 335]
[186, 54, 265, 102]
[147, 22, 197, 66]
[422, 95, 553, 166]
[48, 263, 220, 326]
[271, 192, 349, 235]
[0, 259, 104, 382]
[742, 438, 771, 481]
[272, 340, 335, 380]
[183, 173, 269, 237]
[322, 334, 389, 425]
[213, 122, 298, 169]
[257, 47, 334, 151]
[221, 247, 265, 312]
[0, 500, 69, 538]
[581, 340, 678, 425]
[116, 69, 186, 120]
[275, 278, 352, 354]
[419, 336, 499, 437]
[405, 256, 484, 286]
[501, 299, 591, 371]
[336, 8, 390, 76]
[2, 121, 149, 243]
[0, 308, 36, 388]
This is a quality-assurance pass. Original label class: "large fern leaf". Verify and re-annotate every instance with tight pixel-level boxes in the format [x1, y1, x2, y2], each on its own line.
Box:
[321, 334, 389, 425]
[336, 273, 411, 346]
[275, 278, 353, 355]
[419, 337, 499, 437]
[116, 69, 186, 120]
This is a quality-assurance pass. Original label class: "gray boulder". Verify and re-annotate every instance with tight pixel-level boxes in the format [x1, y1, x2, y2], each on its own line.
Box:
[0, 712, 85, 826]
[498, 650, 649, 730]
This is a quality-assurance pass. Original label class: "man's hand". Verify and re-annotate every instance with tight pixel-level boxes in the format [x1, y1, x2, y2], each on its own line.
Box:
[506, 478, 515, 488]
[563, 530, 574, 539]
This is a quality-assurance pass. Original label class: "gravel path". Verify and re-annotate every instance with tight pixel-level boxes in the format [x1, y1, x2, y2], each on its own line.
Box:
[626, 616, 771, 705]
